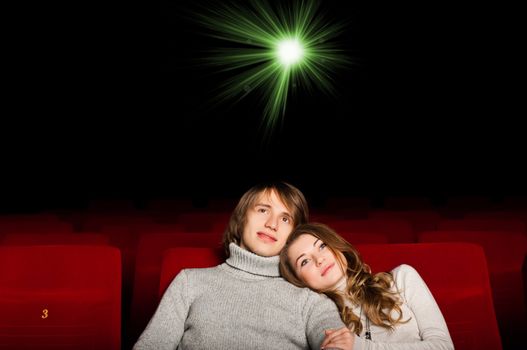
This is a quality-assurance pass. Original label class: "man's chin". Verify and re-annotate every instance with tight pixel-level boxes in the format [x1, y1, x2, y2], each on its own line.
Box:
[252, 247, 280, 258]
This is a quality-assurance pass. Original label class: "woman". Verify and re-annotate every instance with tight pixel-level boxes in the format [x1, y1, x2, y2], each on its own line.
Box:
[279, 223, 454, 349]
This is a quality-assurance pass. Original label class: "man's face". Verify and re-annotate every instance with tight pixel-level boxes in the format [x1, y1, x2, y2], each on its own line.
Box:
[240, 189, 294, 257]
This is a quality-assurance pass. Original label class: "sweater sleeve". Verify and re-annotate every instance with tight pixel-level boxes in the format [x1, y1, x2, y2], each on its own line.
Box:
[304, 291, 346, 349]
[133, 270, 190, 350]
[353, 265, 454, 350]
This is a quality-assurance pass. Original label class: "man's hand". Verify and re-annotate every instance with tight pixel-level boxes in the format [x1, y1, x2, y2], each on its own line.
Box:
[320, 327, 355, 350]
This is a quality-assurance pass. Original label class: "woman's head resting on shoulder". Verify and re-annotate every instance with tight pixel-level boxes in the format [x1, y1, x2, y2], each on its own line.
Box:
[280, 223, 408, 333]
[279, 223, 361, 292]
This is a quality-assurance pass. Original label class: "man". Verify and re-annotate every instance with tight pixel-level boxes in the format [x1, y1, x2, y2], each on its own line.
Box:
[134, 182, 351, 349]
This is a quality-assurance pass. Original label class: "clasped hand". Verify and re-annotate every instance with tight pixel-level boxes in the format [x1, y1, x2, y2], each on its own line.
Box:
[321, 326, 355, 350]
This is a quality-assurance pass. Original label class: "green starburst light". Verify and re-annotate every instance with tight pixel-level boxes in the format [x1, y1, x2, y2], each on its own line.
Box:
[194, 0, 348, 129]
[277, 39, 304, 65]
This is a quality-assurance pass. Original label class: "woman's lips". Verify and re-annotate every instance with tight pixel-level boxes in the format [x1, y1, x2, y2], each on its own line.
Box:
[321, 263, 335, 276]
[257, 232, 277, 243]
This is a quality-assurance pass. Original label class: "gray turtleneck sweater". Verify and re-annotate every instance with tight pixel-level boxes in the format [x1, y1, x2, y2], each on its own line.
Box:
[133, 243, 344, 349]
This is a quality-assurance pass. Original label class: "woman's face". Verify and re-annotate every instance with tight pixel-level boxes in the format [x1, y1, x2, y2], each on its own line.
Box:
[287, 234, 346, 291]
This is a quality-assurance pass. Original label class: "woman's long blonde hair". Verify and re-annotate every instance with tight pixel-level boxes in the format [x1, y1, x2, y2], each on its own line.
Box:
[279, 223, 408, 334]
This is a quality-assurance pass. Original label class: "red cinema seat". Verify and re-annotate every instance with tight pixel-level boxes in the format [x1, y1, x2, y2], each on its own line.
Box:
[368, 210, 441, 233]
[0, 245, 121, 350]
[339, 232, 389, 244]
[1, 233, 109, 245]
[464, 210, 527, 222]
[355, 243, 502, 350]
[325, 219, 415, 243]
[158, 247, 223, 297]
[419, 231, 527, 349]
[129, 232, 223, 345]
[437, 219, 526, 233]
[0, 215, 73, 235]
[80, 214, 156, 232]
[174, 211, 231, 232]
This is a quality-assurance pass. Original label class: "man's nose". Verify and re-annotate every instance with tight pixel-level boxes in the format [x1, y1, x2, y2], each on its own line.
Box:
[265, 215, 278, 231]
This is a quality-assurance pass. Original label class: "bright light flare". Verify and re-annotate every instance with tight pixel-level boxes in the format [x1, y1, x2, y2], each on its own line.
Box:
[194, 0, 348, 130]
[277, 39, 303, 66]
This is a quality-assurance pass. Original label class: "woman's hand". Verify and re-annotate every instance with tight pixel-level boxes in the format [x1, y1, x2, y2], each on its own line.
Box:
[321, 327, 355, 350]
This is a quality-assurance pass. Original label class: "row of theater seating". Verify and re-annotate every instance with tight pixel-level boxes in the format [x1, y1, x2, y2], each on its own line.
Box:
[1, 209, 527, 236]
[1, 211, 526, 349]
[16, 195, 525, 215]
[0, 242, 516, 350]
[131, 230, 527, 350]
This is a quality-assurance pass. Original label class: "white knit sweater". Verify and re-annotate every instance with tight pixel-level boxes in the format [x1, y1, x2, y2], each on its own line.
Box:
[346, 264, 454, 350]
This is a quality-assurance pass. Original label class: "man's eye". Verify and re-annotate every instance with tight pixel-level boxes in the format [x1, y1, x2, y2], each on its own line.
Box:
[282, 217, 290, 223]
[258, 208, 267, 213]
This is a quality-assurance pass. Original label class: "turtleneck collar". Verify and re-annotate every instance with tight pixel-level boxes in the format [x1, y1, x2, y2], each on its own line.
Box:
[224, 243, 281, 278]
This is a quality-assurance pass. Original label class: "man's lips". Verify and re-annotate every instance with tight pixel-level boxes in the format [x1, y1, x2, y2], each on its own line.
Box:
[321, 263, 335, 277]
[257, 232, 277, 243]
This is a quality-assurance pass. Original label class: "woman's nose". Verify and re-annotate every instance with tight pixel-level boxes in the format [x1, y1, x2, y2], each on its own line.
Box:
[315, 255, 324, 266]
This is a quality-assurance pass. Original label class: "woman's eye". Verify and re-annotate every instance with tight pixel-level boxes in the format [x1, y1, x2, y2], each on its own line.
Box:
[258, 208, 267, 213]
[300, 259, 309, 267]
[320, 243, 327, 250]
[282, 217, 290, 223]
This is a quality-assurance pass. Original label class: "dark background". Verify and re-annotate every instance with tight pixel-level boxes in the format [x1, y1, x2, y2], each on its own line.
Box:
[2, 0, 525, 212]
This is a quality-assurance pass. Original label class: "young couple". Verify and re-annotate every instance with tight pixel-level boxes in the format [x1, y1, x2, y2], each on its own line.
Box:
[134, 182, 454, 349]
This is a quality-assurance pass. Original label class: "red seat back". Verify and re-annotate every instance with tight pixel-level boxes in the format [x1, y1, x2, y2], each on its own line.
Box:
[0, 214, 73, 235]
[419, 231, 527, 349]
[368, 210, 441, 233]
[339, 232, 389, 244]
[355, 243, 502, 350]
[0, 245, 121, 350]
[438, 219, 526, 233]
[174, 211, 231, 232]
[1, 233, 109, 245]
[325, 219, 415, 243]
